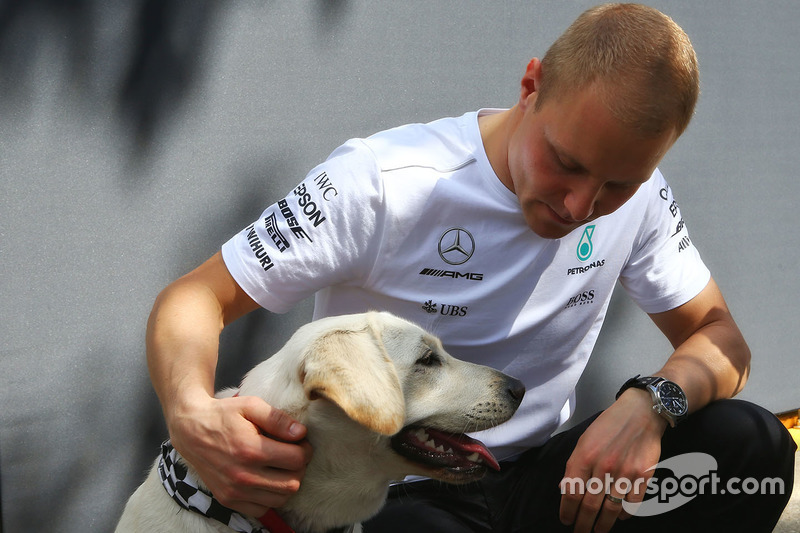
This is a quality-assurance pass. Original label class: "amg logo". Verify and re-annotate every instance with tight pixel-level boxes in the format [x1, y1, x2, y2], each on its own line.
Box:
[419, 268, 483, 281]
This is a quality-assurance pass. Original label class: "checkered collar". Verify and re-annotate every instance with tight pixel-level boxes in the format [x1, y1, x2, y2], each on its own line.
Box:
[157, 440, 283, 533]
[157, 441, 355, 533]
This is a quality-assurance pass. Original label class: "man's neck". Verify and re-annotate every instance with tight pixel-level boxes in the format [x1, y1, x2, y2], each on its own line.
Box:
[478, 107, 517, 193]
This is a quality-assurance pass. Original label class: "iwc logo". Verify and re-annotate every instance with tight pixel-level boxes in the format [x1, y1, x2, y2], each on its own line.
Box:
[438, 228, 475, 265]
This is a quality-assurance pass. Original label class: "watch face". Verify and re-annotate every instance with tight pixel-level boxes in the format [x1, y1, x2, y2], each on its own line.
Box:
[658, 381, 688, 417]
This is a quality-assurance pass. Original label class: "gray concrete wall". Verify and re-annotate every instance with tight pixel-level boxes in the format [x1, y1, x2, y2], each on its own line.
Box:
[2, 1, 798, 530]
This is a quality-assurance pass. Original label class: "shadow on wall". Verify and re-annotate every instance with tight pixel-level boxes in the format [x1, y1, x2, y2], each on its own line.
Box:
[0, 0, 216, 160]
[0, 1, 335, 530]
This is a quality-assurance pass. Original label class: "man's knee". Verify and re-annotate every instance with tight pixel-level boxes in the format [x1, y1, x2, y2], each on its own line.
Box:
[676, 399, 796, 472]
[663, 399, 795, 522]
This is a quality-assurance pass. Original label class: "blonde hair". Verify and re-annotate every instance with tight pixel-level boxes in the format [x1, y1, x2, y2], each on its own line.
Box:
[535, 3, 699, 137]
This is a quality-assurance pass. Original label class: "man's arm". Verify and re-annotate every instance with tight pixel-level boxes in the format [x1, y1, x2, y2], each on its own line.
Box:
[558, 277, 750, 533]
[146, 251, 312, 517]
[647, 276, 750, 408]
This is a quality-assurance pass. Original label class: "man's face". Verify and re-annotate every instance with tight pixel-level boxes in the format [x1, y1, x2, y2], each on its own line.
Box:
[503, 83, 677, 239]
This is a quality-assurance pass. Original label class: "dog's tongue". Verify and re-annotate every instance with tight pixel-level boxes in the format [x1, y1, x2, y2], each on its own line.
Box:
[422, 428, 500, 471]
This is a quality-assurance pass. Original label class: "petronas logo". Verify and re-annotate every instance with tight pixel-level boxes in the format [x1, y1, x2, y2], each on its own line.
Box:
[577, 225, 595, 262]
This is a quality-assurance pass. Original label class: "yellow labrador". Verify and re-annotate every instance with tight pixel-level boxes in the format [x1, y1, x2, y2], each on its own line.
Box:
[116, 312, 524, 533]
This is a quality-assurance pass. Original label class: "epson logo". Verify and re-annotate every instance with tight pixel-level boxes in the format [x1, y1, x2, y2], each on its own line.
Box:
[565, 290, 595, 309]
[419, 268, 483, 281]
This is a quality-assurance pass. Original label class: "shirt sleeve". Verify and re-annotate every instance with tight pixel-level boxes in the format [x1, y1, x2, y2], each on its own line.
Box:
[221, 139, 385, 313]
[619, 170, 711, 314]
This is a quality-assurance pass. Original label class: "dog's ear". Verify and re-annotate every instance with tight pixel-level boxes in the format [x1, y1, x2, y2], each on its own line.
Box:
[301, 326, 405, 436]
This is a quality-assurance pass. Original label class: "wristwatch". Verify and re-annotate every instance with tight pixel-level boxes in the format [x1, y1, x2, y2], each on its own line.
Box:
[616, 375, 688, 427]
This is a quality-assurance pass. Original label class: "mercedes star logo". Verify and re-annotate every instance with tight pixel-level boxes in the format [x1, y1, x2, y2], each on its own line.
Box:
[438, 227, 475, 265]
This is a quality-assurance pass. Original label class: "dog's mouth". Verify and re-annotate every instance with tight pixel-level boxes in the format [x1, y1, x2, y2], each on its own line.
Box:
[390, 426, 500, 477]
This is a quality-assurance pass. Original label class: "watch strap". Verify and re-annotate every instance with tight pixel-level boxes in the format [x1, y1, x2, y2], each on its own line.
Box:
[615, 374, 664, 400]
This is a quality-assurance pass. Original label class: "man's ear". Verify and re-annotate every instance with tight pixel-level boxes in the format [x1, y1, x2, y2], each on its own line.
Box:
[519, 57, 543, 109]
[301, 327, 405, 436]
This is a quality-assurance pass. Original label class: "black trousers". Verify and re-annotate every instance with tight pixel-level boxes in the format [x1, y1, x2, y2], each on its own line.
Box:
[363, 400, 796, 532]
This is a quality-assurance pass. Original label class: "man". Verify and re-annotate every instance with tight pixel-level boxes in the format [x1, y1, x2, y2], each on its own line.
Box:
[146, 4, 795, 532]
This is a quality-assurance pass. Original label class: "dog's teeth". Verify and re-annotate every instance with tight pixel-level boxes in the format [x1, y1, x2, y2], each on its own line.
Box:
[436, 445, 445, 452]
[425, 439, 436, 449]
[466, 452, 480, 462]
[446, 448, 454, 454]
[415, 429, 429, 442]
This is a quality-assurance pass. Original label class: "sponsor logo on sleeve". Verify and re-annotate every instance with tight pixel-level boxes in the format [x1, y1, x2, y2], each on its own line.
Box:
[292, 171, 338, 229]
[659, 186, 693, 253]
[264, 213, 290, 252]
[245, 223, 275, 272]
[277, 199, 313, 243]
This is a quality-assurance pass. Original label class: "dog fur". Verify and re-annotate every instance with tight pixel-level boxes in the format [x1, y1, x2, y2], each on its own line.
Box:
[116, 311, 524, 533]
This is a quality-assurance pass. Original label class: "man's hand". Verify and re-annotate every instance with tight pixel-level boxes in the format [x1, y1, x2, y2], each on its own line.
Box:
[168, 393, 313, 518]
[559, 389, 667, 533]
[145, 251, 313, 517]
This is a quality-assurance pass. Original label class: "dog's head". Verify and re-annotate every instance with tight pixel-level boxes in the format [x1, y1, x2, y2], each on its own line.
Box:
[266, 311, 524, 483]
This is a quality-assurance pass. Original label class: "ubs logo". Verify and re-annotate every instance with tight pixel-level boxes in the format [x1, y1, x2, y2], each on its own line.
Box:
[422, 300, 469, 317]
[438, 228, 475, 265]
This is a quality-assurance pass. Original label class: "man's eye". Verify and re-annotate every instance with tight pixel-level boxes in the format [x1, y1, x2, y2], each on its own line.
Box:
[554, 153, 581, 173]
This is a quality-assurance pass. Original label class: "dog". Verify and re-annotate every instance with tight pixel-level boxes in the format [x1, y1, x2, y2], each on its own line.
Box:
[116, 311, 525, 533]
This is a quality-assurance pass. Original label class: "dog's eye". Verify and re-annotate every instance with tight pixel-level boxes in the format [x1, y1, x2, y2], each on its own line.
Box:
[415, 350, 440, 367]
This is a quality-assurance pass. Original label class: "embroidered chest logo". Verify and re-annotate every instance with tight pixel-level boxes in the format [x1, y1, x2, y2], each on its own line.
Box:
[576, 225, 596, 262]
[438, 227, 475, 265]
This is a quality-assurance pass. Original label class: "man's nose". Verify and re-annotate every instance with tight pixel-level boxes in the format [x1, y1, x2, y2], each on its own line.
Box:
[564, 182, 602, 221]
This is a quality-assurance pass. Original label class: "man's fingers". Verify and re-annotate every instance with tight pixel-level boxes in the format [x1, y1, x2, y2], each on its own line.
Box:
[170, 395, 313, 516]
[559, 477, 583, 526]
[593, 492, 625, 533]
[252, 435, 312, 472]
[213, 471, 302, 516]
[559, 457, 593, 526]
[240, 396, 308, 443]
[571, 491, 605, 533]
[618, 478, 645, 520]
[236, 396, 312, 470]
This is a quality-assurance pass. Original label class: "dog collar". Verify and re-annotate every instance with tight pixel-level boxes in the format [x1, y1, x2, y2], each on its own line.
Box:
[180, 395, 354, 533]
[260, 508, 295, 533]
[158, 440, 292, 533]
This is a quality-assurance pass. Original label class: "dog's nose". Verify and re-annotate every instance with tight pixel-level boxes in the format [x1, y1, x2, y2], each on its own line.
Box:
[506, 377, 525, 406]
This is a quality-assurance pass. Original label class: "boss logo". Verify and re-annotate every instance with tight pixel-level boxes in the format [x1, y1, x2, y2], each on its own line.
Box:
[565, 290, 595, 309]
